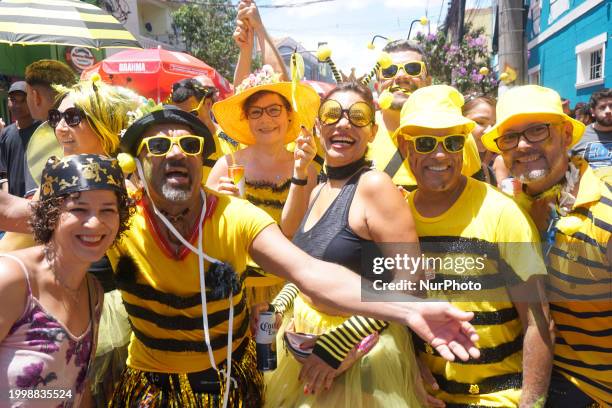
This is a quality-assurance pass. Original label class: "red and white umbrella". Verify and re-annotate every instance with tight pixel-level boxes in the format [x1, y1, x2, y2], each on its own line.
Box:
[82, 47, 233, 102]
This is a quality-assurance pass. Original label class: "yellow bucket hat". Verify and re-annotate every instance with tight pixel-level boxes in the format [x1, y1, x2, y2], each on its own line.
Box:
[392, 85, 481, 176]
[481, 85, 586, 153]
[212, 67, 320, 145]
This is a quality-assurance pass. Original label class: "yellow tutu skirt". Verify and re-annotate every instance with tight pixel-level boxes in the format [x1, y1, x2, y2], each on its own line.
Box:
[91, 289, 132, 405]
[264, 295, 425, 408]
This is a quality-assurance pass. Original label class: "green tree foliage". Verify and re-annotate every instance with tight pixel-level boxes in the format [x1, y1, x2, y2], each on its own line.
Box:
[172, 1, 239, 79]
[415, 25, 498, 95]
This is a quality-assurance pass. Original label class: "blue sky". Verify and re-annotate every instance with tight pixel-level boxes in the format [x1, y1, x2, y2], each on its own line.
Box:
[258, 0, 488, 76]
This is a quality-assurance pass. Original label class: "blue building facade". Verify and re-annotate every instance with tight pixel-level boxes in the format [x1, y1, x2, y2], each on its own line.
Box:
[526, 0, 611, 104]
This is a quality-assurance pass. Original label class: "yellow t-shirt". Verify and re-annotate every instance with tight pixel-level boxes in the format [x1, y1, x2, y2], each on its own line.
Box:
[107, 188, 275, 373]
[408, 177, 546, 407]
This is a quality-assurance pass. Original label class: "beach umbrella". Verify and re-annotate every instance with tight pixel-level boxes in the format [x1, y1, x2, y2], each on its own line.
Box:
[0, 0, 140, 49]
[81, 48, 233, 102]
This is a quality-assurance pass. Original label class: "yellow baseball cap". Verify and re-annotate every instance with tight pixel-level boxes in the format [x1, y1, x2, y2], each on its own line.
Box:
[481, 85, 586, 153]
[393, 85, 481, 176]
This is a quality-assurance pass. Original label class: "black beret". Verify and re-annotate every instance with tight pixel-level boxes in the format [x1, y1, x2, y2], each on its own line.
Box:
[120, 106, 215, 158]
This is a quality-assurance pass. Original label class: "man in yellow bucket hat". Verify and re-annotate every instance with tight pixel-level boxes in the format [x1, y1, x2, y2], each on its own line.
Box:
[366, 40, 484, 191]
[396, 84, 554, 407]
[482, 85, 611, 407]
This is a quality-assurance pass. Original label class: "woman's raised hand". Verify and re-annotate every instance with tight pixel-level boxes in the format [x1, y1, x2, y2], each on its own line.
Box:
[216, 176, 241, 198]
[293, 126, 317, 179]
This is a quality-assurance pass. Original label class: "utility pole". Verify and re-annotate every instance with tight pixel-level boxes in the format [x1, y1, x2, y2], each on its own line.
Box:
[446, 0, 467, 44]
[498, 0, 526, 88]
[457, 0, 466, 44]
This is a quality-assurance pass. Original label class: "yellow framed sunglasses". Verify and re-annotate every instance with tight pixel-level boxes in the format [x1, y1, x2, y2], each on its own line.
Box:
[401, 134, 467, 154]
[380, 61, 426, 79]
[137, 135, 203, 156]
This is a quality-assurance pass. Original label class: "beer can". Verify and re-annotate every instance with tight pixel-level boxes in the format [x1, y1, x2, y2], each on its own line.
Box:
[228, 164, 245, 197]
[256, 311, 277, 371]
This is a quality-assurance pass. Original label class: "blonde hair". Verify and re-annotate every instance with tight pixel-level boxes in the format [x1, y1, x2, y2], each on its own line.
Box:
[54, 79, 142, 155]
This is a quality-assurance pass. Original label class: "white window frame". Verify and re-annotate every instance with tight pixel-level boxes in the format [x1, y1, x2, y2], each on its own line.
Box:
[528, 64, 541, 84]
[575, 32, 607, 89]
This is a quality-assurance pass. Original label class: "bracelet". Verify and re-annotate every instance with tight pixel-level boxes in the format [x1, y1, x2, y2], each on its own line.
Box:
[290, 177, 308, 186]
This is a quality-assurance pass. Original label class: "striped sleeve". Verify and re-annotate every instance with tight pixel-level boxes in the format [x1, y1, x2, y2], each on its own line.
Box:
[312, 316, 388, 369]
[270, 283, 299, 315]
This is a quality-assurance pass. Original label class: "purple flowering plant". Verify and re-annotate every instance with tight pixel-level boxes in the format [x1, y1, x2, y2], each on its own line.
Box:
[415, 24, 498, 95]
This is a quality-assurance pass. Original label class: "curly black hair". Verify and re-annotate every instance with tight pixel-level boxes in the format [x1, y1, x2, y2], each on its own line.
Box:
[30, 190, 135, 245]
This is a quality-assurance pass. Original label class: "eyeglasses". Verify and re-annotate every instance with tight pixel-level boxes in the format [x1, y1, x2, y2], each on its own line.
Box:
[402, 134, 466, 154]
[318, 100, 374, 127]
[137, 135, 203, 156]
[190, 97, 206, 116]
[495, 122, 563, 151]
[246, 104, 284, 119]
[48, 107, 85, 129]
[380, 61, 426, 79]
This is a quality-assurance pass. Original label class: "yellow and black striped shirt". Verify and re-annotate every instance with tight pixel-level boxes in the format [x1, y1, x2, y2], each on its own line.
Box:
[408, 177, 547, 407]
[540, 159, 611, 406]
[107, 188, 275, 373]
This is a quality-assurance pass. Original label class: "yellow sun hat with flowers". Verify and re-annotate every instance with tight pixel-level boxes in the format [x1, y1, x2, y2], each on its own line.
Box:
[481, 85, 586, 153]
[212, 65, 320, 145]
[392, 84, 481, 176]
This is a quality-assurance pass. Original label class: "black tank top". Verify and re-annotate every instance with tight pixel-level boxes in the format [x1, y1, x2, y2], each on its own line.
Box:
[292, 168, 378, 277]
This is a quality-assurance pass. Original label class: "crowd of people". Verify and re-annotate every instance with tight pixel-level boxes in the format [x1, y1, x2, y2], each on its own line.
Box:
[0, 1, 609, 407]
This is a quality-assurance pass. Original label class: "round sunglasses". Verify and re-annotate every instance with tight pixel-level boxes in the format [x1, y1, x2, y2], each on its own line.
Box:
[137, 135, 203, 156]
[48, 107, 85, 129]
[318, 100, 374, 128]
[402, 134, 466, 154]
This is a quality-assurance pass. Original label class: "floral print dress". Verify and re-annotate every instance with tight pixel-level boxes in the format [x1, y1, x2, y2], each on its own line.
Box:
[0, 254, 102, 407]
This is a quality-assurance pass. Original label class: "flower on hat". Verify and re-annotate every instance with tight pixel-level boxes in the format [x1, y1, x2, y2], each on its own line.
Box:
[235, 65, 282, 94]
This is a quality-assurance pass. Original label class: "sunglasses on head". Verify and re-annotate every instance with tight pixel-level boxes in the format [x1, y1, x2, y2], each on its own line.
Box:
[380, 61, 426, 79]
[48, 107, 85, 129]
[402, 133, 466, 154]
[190, 96, 206, 116]
[318, 100, 374, 128]
[137, 135, 203, 157]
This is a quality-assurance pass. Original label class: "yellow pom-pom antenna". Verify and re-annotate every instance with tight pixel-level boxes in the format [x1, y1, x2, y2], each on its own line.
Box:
[479, 66, 490, 76]
[419, 16, 429, 26]
[90, 72, 101, 83]
[499, 72, 509, 82]
[367, 42, 375, 50]
[117, 153, 136, 175]
[378, 52, 393, 69]
[361, 52, 393, 85]
[378, 89, 394, 110]
[317, 45, 342, 83]
[316, 46, 332, 62]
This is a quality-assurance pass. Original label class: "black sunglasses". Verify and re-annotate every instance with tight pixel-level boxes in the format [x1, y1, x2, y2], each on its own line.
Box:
[48, 107, 85, 129]
[380, 61, 426, 79]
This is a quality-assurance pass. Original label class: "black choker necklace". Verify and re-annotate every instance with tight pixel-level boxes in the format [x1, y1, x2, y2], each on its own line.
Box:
[325, 157, 370, 180]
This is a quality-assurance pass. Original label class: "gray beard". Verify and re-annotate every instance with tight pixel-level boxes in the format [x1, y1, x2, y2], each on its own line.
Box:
[162, 184, 191, 201]
[517, 169, 550, 184]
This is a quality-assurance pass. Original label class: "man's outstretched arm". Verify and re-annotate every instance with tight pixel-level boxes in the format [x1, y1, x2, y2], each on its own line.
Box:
[250, 224, 480, 362]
